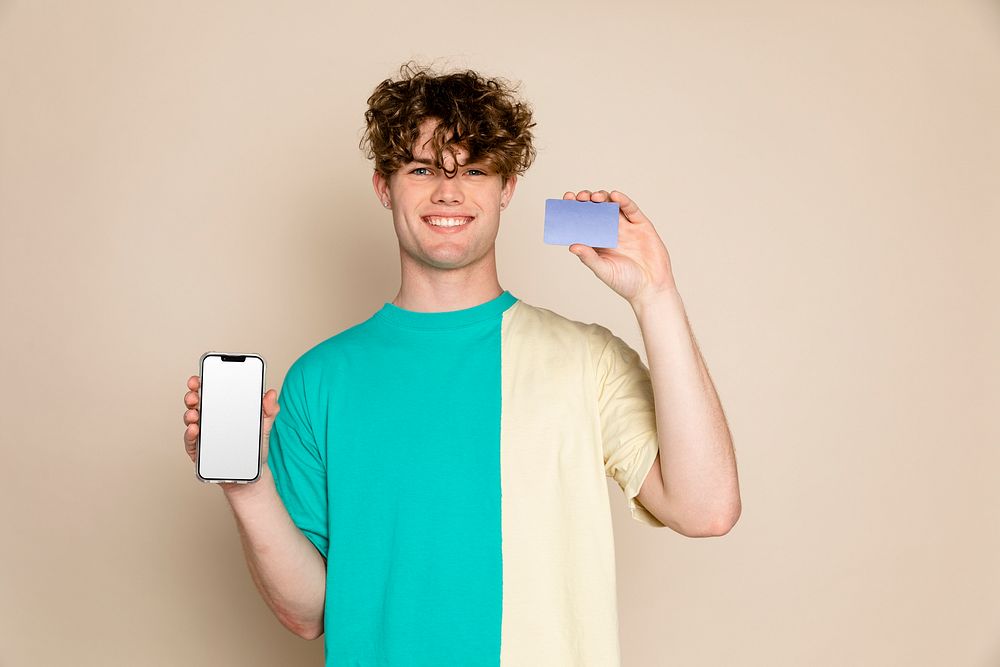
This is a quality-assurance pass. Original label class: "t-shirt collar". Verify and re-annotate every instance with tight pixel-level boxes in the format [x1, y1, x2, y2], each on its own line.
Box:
[375, 290, 518, 331]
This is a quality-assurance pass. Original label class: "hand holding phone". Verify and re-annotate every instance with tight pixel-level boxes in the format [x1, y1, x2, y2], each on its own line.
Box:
[182, 352, 278, 486]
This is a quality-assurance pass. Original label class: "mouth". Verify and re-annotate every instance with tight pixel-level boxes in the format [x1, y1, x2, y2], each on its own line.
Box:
[422, 215, 474, 231]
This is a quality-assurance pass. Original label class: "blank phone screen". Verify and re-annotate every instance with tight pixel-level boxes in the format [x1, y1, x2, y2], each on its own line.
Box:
[197, 354, 264, 482]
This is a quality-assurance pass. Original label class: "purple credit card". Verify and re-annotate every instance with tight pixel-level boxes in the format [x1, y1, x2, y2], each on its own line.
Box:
[543, 199, 620, 248]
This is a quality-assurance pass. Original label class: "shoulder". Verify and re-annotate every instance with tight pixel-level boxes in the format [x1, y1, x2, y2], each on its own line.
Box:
[285, 312, 383, 382]
[506, 298, 620, 360]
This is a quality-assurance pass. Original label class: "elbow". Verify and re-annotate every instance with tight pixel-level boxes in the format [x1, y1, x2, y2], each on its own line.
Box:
[297, 624, 324, 641]
[278, 611, 324, 640]
[287, 618, 324, 641]
[685, 503, 741, 538]
[271, 581, 326, 640]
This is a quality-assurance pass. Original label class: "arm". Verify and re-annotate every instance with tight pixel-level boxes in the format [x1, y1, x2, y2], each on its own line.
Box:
[631, 288, 741, 536]
[565, 188, 741, 537]
[184, 376, 327, 639]
[222, 465, 327, 639]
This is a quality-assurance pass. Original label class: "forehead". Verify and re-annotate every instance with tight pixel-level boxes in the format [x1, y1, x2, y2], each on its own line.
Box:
[411, 118, 470, 162]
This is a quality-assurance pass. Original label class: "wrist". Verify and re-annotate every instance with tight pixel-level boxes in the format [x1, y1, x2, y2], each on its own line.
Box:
[630, 285, 684, 319]
[220, 463, 275, 502]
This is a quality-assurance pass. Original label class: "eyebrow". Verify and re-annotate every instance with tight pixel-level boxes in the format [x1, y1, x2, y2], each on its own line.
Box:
[407, 157, 489, 169]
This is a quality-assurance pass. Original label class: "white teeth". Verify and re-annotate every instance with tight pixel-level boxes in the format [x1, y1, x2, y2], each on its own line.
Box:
[425, 217, 471, 227]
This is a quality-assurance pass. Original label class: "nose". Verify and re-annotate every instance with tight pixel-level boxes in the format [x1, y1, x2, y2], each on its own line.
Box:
[431, 174, 464, 205]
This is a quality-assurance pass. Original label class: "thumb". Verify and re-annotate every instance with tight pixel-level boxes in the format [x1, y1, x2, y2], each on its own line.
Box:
[569, 244, 602, 272]
[262, 389, 281, 439]
[262, 389, 280, 422]
[261, 389, 279, 457]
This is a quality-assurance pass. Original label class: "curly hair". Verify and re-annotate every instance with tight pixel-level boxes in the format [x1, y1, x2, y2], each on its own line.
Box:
[360, 61, 537, 182]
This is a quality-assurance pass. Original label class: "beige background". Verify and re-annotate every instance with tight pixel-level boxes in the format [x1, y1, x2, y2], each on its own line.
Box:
[1, 1, 998, 665]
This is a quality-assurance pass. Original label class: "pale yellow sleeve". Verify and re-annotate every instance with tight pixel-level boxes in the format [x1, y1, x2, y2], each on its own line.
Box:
[593, 326, 666, 527]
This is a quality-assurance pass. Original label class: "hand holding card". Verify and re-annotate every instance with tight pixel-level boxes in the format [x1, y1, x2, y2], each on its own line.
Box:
[543, 199, 620, 248]
[556, 189, 677, 305]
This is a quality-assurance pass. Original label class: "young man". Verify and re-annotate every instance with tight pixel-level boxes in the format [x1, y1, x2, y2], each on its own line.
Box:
[182, 62, 740, 665]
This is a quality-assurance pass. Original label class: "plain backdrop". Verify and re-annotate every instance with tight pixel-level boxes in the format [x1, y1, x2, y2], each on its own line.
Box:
[1, 1, 998, 665]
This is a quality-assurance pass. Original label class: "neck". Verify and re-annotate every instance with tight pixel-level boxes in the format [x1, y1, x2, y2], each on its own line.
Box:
[392, 248, 503, 312]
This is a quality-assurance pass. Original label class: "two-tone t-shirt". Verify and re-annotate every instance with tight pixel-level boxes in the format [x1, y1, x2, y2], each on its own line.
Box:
[267, 289, 665, 666]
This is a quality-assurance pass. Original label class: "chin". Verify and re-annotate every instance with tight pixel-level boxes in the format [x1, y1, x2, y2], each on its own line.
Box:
[424, 256, 474, 270]
[404, 239, 493, 271]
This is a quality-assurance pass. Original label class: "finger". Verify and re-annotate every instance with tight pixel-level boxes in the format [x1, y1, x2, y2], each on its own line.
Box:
[609, 190, 649, 224]
[188, 375, 200, 390]
[562, 191, 575, 200]
[185, 422, 199, 447]
[262, 389, 280, 419]
[184, 407, 199, 426]
[592, 189, 611, 202]
[184, 389, 200, 408]
[569, 243, 605, 272]
[575, 190, 592, 202]
[261, 391, 280, 444]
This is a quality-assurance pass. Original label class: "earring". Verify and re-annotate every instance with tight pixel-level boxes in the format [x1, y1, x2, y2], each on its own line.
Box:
[383, 201, 390, 207]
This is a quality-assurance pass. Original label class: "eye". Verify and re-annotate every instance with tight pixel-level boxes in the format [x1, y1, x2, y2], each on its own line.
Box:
[466, 168, 486, 176]
[411, 167, 431, 175]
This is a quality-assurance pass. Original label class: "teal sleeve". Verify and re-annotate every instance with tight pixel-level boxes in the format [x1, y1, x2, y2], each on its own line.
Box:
[267, 362, 329, 559]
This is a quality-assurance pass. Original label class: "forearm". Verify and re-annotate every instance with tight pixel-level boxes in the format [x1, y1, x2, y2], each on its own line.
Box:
[631, 287, 741, 533]
[222, 464, 326, 639]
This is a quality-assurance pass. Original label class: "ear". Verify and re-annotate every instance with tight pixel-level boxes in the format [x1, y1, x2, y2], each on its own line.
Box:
[500, 174, 518, 208]
[372, 170, 391, 207]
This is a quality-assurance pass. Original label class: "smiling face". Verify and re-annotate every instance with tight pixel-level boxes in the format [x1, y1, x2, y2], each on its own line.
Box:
[373, 117, 517, 273]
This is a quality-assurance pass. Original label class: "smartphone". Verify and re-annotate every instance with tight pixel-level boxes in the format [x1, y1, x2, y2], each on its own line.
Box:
[196, 352, 266, 484]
